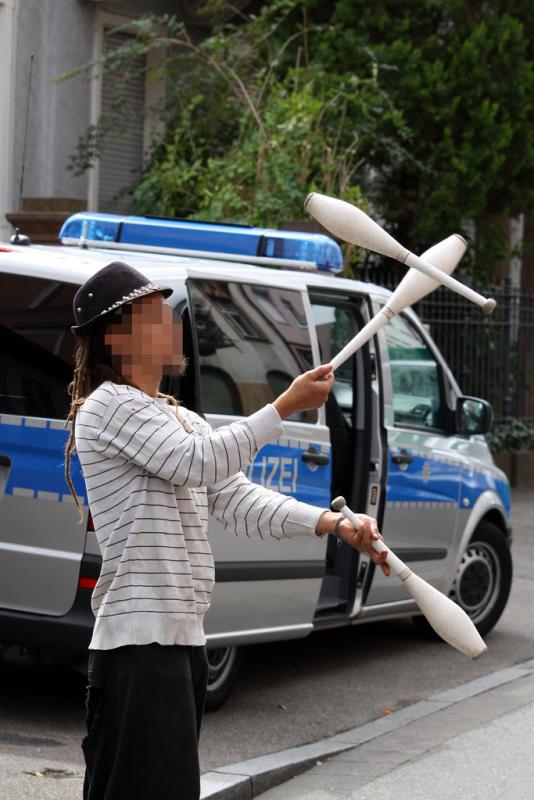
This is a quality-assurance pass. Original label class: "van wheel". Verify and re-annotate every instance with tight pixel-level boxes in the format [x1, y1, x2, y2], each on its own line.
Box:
[413, 521, 512, 639]
[205, 646, 242, 711]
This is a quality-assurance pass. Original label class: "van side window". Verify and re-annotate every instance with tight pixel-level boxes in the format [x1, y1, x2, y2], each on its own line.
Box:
[188, 279, 317, 423]
[384, 313, 445, 430]
[0, 274, 76, 419]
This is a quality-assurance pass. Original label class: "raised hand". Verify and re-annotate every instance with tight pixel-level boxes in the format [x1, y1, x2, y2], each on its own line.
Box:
[272, 364, 334, 419]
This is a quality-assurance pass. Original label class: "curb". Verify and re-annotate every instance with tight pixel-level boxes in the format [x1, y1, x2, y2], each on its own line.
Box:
[200, 659, 534, 800]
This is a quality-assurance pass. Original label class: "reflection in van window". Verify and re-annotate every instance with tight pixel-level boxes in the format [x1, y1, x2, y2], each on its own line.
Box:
[0, 275, 77, 419]
[384, 314, 444, 430]
[266, 370, 293, 398]
[281, 298, 307, 327]
[213, 297, 261, 338]
[251, 288, 286, 324]
[189, 280, 317, 423]
[200, 366, 242, 415]
[312, 304, 355, 426]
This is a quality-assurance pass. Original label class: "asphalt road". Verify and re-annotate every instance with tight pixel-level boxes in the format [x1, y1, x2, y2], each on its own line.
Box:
[0, 489, 532, 790]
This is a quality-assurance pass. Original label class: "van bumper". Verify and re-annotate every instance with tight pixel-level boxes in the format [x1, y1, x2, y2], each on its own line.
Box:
[0, 555, 98, 653]
[0, 589, 95, 652]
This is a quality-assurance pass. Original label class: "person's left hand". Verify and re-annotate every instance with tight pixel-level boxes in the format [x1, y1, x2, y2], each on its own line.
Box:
[337, 514, 391, 576]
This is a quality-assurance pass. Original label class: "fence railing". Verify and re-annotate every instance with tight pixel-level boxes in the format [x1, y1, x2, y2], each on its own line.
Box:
[367, 269, 534, 422]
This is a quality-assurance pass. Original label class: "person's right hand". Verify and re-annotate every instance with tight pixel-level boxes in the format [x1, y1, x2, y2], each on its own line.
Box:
[337, 514, 391, 576]
[272, 364, 334, 419]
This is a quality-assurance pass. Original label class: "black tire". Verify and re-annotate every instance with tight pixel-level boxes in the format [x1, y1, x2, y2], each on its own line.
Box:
[204, 645, 242, 711]
[413, 520, 512, 639]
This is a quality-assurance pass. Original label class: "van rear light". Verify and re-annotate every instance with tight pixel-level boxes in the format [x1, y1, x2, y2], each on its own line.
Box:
[79, 577, 97, 589]
[87, 512, 94, 532]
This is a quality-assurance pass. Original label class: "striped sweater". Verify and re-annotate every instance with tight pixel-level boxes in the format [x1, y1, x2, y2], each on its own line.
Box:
[74, 380, 326, 649]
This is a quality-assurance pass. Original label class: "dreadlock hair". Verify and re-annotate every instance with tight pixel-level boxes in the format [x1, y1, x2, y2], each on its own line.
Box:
[64, 304, 189, 524]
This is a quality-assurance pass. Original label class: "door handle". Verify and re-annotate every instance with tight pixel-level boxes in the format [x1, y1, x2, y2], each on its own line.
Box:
[301, 447, 330, 466]
[391, 449, 413, 466]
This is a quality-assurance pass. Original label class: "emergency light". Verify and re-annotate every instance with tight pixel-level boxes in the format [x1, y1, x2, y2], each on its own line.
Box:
[59, 212, 343, 273]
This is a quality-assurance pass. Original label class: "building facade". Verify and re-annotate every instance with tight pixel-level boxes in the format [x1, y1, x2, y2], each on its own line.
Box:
[0, 0, 250, 241]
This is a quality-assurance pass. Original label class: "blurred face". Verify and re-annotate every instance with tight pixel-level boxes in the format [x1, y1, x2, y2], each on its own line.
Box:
[104, 291, 184, 381]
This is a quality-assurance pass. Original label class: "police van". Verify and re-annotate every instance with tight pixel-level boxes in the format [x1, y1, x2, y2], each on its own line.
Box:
[0, 213, 512, 709]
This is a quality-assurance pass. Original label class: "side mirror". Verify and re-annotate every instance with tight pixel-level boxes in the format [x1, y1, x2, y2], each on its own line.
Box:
[455, 396, 493, 436]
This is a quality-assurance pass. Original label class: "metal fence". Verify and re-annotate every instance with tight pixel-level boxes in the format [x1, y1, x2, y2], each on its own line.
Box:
[368, 268, 534, 422]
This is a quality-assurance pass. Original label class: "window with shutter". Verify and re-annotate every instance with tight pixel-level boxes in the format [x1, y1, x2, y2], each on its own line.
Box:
[98, 30, 146, 213]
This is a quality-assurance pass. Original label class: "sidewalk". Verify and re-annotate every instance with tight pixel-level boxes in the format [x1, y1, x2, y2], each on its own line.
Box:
[253, 661, 534, 800]
[3, 662, 533, 800]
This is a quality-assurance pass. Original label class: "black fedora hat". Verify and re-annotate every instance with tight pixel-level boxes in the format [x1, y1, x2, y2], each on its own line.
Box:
[71, 261, 174, 337]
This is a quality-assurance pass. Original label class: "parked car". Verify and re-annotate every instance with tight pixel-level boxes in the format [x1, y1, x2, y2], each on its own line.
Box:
[0, 215, 512, 709]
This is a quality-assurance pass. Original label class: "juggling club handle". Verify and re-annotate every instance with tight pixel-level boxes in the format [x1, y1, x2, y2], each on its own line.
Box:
[403, 253, 496, 315]
[331, 496, 412, 580]
[328, 308, 392, 372]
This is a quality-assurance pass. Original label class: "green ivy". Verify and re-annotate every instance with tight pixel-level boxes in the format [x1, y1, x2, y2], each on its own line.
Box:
[486, 417, 534, 453]
[319, 0, 534, 271]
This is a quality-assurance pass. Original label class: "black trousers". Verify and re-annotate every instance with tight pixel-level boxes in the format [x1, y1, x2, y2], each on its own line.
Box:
[82, 643, 209, 800]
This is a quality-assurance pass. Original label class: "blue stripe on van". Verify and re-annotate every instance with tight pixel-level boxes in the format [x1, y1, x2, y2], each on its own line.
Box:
[462, 459, 511, 519]
[386, 450, 511, 517]
[0, 420, 331, 510]
[244, 441, 331, 508]
[0, 419, 87, 503]
[386, 451, 461, 507]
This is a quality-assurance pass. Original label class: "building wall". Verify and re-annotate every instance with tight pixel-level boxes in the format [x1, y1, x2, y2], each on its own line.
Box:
[1, 0, 169, 240]
[0, 0, 251, 242]
[9, 1, 95, 214]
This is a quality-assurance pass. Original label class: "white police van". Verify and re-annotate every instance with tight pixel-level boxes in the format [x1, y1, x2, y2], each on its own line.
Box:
[0, 213, 512, 709]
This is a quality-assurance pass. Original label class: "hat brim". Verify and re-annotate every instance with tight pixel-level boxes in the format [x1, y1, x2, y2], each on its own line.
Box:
[71, 285, 174, 337]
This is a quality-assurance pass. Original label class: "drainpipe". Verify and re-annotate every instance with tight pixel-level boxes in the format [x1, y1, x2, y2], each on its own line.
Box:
[0, 0, 19, 242]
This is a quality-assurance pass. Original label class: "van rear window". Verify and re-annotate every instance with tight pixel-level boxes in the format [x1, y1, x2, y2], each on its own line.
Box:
[0, 274, 77, 419]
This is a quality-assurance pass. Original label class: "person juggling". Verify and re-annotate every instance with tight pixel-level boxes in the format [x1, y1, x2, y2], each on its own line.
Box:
[64, 261, 389, 800]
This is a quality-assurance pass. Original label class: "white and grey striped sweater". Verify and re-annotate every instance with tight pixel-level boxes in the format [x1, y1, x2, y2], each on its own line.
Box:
[75, 380, 326, 650]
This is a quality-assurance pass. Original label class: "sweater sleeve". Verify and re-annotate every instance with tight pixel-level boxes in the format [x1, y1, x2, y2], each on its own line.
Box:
[91, 386, 283, 488]
[207, 470, 327, 540]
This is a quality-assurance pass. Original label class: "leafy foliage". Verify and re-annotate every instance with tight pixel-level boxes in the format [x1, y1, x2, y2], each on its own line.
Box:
[55, 2, 412, 273]
[486, 416, 534, 452]
[486, 417, 534, 453]
[132, 63, 403, 227]
[319, 0, 534, 270]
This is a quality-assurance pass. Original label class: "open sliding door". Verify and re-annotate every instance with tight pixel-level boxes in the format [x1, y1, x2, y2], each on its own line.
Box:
[186, 269, 331, 646]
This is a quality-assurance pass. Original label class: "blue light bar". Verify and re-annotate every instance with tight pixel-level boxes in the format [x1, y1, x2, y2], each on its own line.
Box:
[59, 212, 343, 273]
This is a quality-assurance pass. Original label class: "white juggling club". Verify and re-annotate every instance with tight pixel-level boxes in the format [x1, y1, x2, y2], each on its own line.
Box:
[329, 233, 466, 372]
[331, 496, 488, 660]
[304, 192, 496, 315]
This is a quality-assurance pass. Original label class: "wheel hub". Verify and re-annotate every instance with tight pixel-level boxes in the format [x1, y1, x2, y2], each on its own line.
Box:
[207, 646, 236, 691]
[450, 542, 499, 621]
